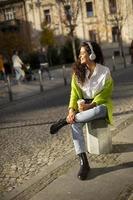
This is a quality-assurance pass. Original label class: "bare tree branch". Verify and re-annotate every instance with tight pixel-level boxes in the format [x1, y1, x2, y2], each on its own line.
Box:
[55, 0, 80, 61]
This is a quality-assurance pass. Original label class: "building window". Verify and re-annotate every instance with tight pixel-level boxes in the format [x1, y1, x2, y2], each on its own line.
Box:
[4, 8, 15, 21]
[89, 30, 97, 42]
[109, 0, 117, 14]
[112, 26, 118, 42]
[86, 2, 93, 17]
[44, 9, 51, 24]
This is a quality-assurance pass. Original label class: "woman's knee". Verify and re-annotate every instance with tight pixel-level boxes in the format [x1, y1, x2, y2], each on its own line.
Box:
[95, 105, 107, 116]
[71, 122, 79, 129]
[71, 122, 83, 130]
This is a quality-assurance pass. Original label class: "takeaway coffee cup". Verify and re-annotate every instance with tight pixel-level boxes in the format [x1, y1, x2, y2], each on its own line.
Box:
[77, 99, 85, 112]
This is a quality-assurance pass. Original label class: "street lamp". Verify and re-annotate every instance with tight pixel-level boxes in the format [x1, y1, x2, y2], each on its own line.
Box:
[56, 0, 79, 61]
[35, 0, 41, 7]
[35, 0, 42, 28]
[64, 4, 72, 24]
[63, 1, 77, 61]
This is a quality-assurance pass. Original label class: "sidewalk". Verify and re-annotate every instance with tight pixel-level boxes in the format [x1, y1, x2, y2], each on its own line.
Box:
[0, 67, 70, 108]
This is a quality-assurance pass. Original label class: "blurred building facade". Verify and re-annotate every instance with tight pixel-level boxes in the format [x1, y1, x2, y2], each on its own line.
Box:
[0, 0, 31, 52]
[0, 0, 133, 50]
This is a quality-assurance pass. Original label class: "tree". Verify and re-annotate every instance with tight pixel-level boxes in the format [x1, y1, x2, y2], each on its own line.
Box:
[108, 10, 127, 68]
[0, 31, 29, 57]
[40, 23, 55, 65]
[40, 25, 55, 48]
[56, 0, 80, 61]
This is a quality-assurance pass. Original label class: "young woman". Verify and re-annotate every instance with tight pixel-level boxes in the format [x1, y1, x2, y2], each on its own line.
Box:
[12, 50, 25, 83]
[50, 41, 113, 180]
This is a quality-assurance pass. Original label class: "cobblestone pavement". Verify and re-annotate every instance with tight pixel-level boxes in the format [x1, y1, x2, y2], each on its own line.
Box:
[117, 185, 133, 200]
[0, 65, 133, 198]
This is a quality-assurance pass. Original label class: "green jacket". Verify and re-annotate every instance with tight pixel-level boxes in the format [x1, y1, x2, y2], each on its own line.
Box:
[68, 74, 113, 124]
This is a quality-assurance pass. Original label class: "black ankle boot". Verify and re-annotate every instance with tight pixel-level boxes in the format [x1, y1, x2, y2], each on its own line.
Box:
[50, 118, 68, 134]
[77, 152, 90, 180]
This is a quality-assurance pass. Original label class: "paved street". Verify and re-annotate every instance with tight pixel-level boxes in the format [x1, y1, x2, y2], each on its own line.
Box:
[0, 61, 133, 199]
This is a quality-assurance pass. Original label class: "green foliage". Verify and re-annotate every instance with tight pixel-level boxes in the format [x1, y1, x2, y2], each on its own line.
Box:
[0, 32, 29, 57]
[24, 37, 80, 68]
[28, 52, 39, 69]
[61, 37, 80, 64]
[61, 39, 74, 63]
[47, 46, 61, 66]
[40, 27, 55, 47]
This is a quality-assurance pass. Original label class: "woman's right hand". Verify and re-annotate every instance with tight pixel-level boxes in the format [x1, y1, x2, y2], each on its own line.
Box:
[66, 109, 75, 124]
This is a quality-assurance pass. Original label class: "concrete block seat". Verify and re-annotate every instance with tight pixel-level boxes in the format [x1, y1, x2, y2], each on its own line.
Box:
[86, 119, 112, 155]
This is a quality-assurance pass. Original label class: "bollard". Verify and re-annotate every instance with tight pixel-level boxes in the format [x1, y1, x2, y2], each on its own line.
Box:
[86, 119, 112, 154]
[62, 65, 67, 86]
[7, 75, 13, 101]
[112, 55, 116, 71]
[38, 70, 44, 92]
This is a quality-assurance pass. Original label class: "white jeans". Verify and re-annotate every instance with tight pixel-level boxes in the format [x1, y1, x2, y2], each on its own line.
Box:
[14, 67, 25, 81]
[40, 63, 51, 79]
[71, 105, 107, 155]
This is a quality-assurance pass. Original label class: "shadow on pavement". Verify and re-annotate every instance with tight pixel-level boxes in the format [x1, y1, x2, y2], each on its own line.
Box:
[113, 110, 133, 116]
[86, 161, 133, 180]
[0, 84, 70, 121]
[112, 143, 133, 153]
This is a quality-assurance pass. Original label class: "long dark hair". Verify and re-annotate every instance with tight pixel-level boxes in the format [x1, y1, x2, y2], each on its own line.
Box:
[73, 41, 104, 84]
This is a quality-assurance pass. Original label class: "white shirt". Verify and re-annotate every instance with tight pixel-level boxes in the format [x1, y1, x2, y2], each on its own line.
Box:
[78, 63, 111, 99]
[12, 55, 23, 68]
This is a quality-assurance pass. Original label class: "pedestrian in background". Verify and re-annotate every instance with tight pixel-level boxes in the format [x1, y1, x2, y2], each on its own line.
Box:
[3, 55, 12, 75]
[38, 49, 53, 80]
[0, 53, 6, 81]
[12, 50, 25, 84]
[50, 41, 113, 180]
[130, 40, 133, 64]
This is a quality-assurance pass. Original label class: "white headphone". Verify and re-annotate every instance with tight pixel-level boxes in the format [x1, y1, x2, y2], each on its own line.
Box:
[86, 42, 96, 61]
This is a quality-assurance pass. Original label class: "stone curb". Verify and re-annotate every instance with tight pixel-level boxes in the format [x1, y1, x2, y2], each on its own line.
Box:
[1, 114, 133, 200]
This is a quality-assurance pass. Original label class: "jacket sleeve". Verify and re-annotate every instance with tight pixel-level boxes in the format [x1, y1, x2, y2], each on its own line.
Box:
[92, 76, 113, 105]
[68, 74, 83, 111]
